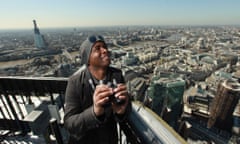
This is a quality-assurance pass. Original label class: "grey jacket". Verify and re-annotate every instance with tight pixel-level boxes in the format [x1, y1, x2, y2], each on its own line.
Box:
[64, 66, 131, 144]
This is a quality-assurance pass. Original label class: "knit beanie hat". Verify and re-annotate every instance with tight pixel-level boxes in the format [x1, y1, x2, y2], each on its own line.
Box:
[79, 35, 105, 65]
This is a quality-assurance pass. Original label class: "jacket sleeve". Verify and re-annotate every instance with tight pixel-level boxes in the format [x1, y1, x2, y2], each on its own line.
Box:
[63, 75, 102, 140]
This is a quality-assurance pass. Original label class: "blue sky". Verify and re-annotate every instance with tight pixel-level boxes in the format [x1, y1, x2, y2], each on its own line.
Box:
[0, 0, 239, 29]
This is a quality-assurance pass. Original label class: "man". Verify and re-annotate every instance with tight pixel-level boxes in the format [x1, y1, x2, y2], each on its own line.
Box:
[64, 35, 131, 144]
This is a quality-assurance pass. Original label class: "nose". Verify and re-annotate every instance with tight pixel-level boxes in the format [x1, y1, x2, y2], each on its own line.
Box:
[100, 47, 108, 53]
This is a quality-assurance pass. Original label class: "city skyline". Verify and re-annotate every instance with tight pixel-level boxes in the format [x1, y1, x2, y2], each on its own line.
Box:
[0, 0, 240, 30]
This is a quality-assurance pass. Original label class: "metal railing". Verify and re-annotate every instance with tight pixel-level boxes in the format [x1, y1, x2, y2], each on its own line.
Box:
[0, 76, 186, 144]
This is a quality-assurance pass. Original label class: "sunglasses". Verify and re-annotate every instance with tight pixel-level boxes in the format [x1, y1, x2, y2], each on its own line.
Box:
[88, 35, 104, 43]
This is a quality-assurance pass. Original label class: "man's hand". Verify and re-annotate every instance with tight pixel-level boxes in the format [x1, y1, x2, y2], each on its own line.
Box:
[93, 84, 113, 116]
[112, 84, 129, 115]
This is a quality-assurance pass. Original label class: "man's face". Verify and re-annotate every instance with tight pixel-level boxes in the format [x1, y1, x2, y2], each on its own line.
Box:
[89, 41, 111, 68]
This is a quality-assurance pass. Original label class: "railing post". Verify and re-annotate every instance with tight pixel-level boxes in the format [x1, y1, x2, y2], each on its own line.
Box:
[0, 94, 13, 119]
[49, 118, 64, 144]
[4, 93, 23, 132]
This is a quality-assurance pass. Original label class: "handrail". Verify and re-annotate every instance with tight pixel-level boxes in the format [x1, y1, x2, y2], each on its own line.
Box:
[128, 101, 187, 144]
[0, 76, 68, 95]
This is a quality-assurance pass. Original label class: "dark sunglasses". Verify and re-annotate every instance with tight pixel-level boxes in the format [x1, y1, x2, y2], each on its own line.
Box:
[88, 35, 104, 43]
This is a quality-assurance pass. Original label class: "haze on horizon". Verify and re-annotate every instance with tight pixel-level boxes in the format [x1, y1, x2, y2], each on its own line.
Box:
[0, 0, 240, 30]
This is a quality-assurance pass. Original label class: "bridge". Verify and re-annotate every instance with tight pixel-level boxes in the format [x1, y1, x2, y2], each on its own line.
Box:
[0, 76, 186, 144]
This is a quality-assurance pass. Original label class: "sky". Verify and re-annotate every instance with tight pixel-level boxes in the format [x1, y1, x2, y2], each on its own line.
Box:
[0, 0, 240, 30]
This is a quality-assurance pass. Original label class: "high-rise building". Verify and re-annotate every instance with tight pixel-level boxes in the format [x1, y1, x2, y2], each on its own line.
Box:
[148, 73, 185, 129]
[33, 20, 47, 49]
[207, 79, 240, 131]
